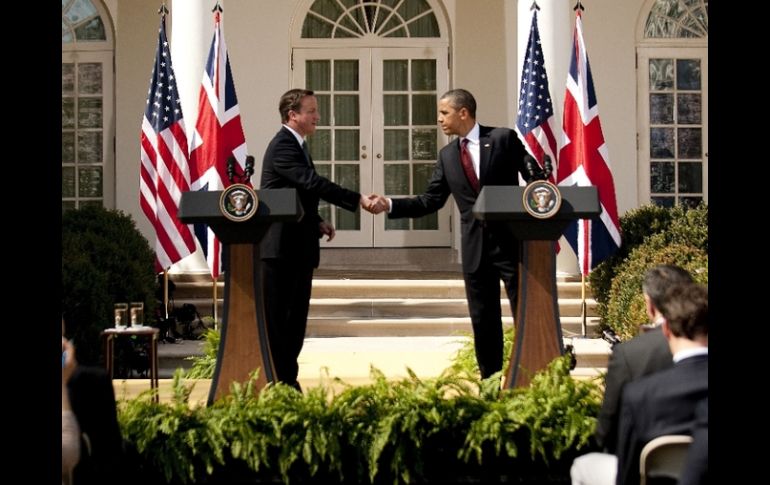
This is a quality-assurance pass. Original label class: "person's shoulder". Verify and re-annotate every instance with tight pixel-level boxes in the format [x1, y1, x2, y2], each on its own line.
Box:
[482, 125, 515, 138]
[618, 327, 667, 353]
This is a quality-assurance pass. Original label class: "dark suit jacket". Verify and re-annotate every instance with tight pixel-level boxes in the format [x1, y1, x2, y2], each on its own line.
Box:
[389, 125, 529, 273]
[596, 327, 673, 452]
[679, 398, 708, 485]
[260, 127, 360, 268]
[615, 354, 708, 485]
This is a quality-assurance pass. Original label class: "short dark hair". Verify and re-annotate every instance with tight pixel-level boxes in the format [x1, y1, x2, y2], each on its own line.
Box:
[658, 283, 708, 340]
[279, 89, 314, 123]
[440, 89, 476, 118]
[642, 264, 694, 311]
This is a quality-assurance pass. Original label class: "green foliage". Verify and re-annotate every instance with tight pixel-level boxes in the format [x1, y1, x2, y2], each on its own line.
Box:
[450, 326, 514, 376]
[604, 240, 708, 340]
[62, 206, 157, 365]
[118, 357, 601, 484]
[185, 328, 220, 379]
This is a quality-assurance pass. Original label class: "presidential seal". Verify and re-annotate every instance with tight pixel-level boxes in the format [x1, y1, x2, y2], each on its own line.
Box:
[522, 180, 562, 219]
[219, 183, 258, 222]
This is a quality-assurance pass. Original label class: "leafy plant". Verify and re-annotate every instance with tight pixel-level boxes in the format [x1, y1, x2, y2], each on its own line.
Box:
[62, 206, 156, 365]
[604, 239, 708, 340]
[185, 328, 220, 379]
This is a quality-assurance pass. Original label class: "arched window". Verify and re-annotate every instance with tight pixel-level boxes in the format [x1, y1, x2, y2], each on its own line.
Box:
[302, 0, 440, 39]
[62, 0, 114, 211]
[637, 0, 707, 207]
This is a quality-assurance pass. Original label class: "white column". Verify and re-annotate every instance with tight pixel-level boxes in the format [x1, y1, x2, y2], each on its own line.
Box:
[517, 0, 578, 276]
[168, 0, 215, 274]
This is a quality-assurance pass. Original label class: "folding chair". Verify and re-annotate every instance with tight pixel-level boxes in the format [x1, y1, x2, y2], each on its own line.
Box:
[639, 434, 693, 485]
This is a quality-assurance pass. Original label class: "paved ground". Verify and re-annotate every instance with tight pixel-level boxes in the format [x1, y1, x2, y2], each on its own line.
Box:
[113, 335, 608, 406]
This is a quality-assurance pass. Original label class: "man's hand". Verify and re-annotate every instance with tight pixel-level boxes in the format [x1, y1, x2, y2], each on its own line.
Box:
[360, 194, 389, 214]
[319, 221, 336, 242]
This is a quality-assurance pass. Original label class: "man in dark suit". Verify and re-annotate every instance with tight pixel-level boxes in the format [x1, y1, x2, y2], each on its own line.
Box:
[260, 88, 377, 390]
[372, 88, 538, 379]
[615, 282, 708, 485]
[595, 265, 694, 453]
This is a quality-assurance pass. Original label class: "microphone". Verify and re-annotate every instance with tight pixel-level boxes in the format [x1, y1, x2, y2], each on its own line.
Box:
[524, 154, 545, 181]
[226, 155, 236, 183]
[543, 155, 553, 181]
[244, 155, 255, 179]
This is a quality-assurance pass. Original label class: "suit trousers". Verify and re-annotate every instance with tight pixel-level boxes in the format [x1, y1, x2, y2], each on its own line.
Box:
[262, 258, 314, 389]
[462, 236, 518, 379]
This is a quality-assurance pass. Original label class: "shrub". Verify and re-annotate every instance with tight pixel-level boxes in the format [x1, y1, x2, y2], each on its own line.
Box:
[603, 239, 708, 340]
[62, 206, 157, 365]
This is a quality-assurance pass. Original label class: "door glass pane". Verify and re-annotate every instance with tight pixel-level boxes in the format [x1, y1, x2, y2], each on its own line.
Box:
[309, 129, 331, 161]
[679, 196, 702, 208]
[649, 59, 673, 90]
[383, 60, 408, 90]
[316, 163, 332, 222]
[384, 95, 408, 125]
[78, 63, 102, 94]
[649, 94, 674, 124]
[676, 59, 700, 90]
[335, 164, 360, 230]
[78, 98, 102, 128]
[384, 129, 409, 160]
[335, 129, 359, 160]
[411, 60, 436, 90]
[334, 60, 358, 91]
[62, 133, 75, 163]
[316, 94, 331, 125]
[384, 164, 409, 194]
[306, 60, 330, 90]
[62, 64, 75, 94]
[650, 162, 674, 193]
[677, 128, 701, 158]
[412, 94, 436, 125]
[651, 196, 675, 208]
[412, 163, 437, 229]
[62, 167, 76, 197]
[334, 95, 359, 125]
[677, 94, 701, 124]
[78, 166, 103, 197]
[62, 98, 75, 129]
[678, 162, 702, 193]
[412, 128, 437, 160]
[78, 132, 102, 164]
[650, 128, 674, 158]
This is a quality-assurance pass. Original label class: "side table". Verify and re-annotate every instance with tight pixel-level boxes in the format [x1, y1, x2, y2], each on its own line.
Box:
[101, 326, 160, 402]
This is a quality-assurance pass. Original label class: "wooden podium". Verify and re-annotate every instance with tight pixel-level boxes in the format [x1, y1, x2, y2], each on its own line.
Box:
[179, 188, 303, 404]
[473, 186, 600, 388]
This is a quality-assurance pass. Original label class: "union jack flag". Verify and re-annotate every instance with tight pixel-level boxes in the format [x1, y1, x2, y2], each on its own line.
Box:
[556, 11, 621, 275]
[139, 14, 196, 272]
[515, 9, 558, 182]
[189, 9, 249, 279]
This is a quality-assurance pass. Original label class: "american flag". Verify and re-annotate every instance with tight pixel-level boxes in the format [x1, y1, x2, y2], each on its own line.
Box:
[515, 9, 559, 182]
[189, 9, 249, 279]
[556, 11, 621, 275]
[139, 14, 196, 272]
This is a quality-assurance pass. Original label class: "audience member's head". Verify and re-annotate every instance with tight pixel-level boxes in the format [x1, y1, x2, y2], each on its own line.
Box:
[642, 265, 694, 322]
[659, 282, 708, 344]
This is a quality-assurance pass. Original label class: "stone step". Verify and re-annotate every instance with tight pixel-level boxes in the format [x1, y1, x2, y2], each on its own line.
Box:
[306, 297, 597, 319]
[305, 316, 601, 338]
[169, 278, 594, 300]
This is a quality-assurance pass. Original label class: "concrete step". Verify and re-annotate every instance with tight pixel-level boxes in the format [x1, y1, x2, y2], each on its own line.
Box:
[307, 297, 597, 318]
[305, 316, 601, 338]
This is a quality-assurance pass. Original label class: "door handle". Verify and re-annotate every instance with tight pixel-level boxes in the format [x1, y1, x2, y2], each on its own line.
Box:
[361, 153, 367, 159]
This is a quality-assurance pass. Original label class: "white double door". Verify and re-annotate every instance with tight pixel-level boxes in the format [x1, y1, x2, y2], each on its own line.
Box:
[293, 47, 451, 247]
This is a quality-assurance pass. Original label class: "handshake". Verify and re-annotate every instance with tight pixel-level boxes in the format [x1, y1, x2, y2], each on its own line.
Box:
[359, 194, 389, 214]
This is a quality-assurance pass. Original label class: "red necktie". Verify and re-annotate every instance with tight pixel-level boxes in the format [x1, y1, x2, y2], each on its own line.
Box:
[460, 138, 480, 193]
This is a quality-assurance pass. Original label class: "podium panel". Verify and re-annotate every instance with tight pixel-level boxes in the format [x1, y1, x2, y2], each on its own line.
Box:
[473, 186, 599, 388]
[179, 189, 302, 403]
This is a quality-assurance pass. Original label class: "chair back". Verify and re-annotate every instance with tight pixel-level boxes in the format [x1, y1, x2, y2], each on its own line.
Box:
[639, 434, 693, 485]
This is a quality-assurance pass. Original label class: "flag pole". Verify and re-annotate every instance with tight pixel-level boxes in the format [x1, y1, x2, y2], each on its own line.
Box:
[212, 277, 218, 329]
[163, 270, 170, 319]
[581, 273, 587, 337]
